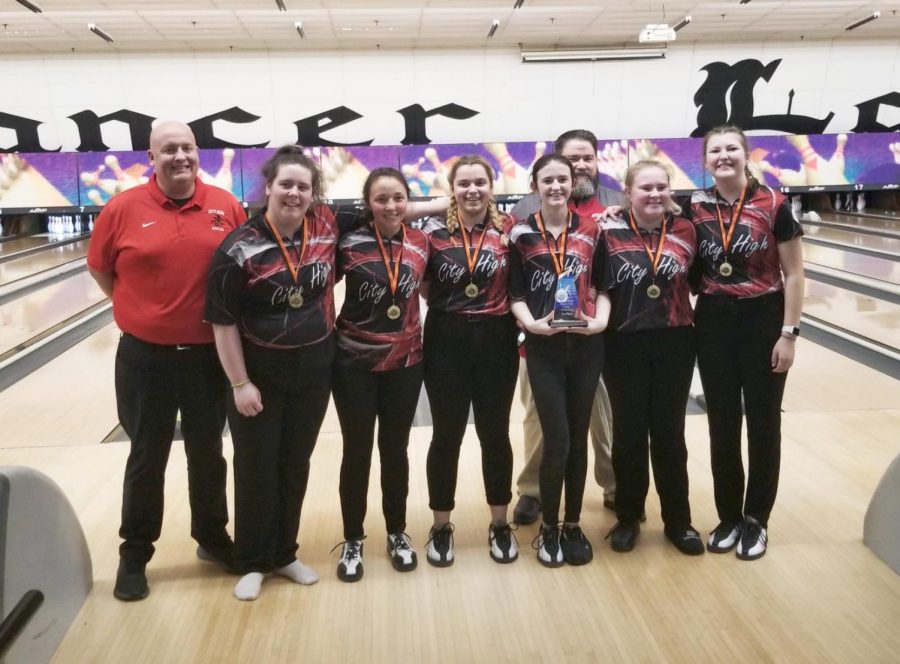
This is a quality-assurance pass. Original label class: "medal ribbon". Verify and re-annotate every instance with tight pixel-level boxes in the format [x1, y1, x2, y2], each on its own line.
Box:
[264, 211, 306, 284]
[458, 216, 487, 279]
[714, 182, 748, 256]
[373, 224, 406, 301]
[627, 211, 668, 280]
[534, 211, 571, 276]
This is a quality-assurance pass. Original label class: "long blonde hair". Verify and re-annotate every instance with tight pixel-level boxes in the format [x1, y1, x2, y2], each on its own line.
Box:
[446, 155, 505, 234]
[623, 159, 682, 216]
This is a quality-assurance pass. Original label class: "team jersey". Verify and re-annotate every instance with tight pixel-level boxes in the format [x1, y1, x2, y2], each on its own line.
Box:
[421, 212, 513, 316]
[205, 207, 337, 349]
[508, 212, 603, 320]
[690, 182, 802, 298]
[335, 207, 428, 372]
[598, 212, 696, 332]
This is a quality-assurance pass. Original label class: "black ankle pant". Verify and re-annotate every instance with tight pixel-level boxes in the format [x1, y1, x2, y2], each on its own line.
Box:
[229, 336, 334, 574]
[333, 360, 424, 540]
[604, 325, 695, 527]
[424, 310, 519, 512]
[695, 292, 787, 527]
[525, 332, 605, 526]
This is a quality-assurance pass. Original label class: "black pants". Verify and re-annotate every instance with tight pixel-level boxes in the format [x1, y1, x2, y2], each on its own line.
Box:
[115, 333, 230, 566]
[229, 336, 334, 574]
[695, 292, 787, 527]
[526, 332, 605, 526]
[424, 310, 519, 511]
[605, 326, 696, 526]
[333, 360, 424, 540]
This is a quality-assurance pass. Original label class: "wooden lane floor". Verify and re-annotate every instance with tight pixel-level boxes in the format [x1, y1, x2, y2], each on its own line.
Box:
[0, 234, 56, 256]
[802, 279, 899, 349]
[801, 222, 900, 257]
[0, 322, 119, 447]
[817, 211, 900, 236]
[0, 386, 894, 661]
[0, 270, 107, 355]
[0, 239, 89, 286]
[803, 242, 900, 285]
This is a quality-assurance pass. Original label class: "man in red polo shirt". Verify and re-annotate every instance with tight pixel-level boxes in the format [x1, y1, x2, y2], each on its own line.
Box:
[509, 129, 626, 526]
[88, 120, 246, 601]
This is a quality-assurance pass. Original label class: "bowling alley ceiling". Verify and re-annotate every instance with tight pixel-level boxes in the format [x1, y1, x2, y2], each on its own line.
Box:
[0, 0, 898, 53]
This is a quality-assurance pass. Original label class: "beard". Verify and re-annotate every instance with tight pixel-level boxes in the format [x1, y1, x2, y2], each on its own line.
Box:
[572, 173, 597, 200]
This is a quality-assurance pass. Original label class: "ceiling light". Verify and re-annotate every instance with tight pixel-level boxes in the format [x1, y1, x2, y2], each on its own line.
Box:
[487, 19, 499, 39]
[673, 16, 692, 32]
[845, 11, 880, 31]
[275, 0, 287, 11]
[640, 24, 676, 42]
[15, 0, 42, 13]
[513, 0, 525, 8]
[88, 23, 114, 43]
[522, 47, 666, 62]
[295, 21, 305, 39]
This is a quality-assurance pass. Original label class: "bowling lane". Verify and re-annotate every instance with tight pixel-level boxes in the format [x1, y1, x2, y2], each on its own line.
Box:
[802, 243, 900, 285]
[0, 234, 55, 256]
[0, 322, 119, 447]
[815, 212, 900, 237]
[803, 279, 899, 349]
[801, 223, 900, 257]
[0, 239, 89, 286]
[0, 270, 106, 355]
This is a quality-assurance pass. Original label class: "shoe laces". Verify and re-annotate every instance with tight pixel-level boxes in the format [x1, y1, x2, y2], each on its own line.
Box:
[741, 518, 764, 544]
[531, 524, 560, 551]
[563, 524, 586, 542]
[427, 523, 454, 550]
[389, 531, 413, 552]
[330, 536, 366, 560]
[604, 521, 630, 540]
[491, 522, 518, 549]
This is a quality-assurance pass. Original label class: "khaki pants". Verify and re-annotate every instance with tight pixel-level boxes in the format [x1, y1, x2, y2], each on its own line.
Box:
[516, 359, 615, 499]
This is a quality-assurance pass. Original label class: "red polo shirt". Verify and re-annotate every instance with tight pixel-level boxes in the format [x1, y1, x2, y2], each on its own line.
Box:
[88, 176, 246, 344]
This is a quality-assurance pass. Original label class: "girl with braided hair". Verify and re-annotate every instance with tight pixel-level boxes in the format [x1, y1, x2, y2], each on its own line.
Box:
[420, 155, 520, 566]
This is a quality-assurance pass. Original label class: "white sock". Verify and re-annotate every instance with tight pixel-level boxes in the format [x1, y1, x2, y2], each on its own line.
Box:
[275, 560, 319, 586]
[233, 572, 265, 601]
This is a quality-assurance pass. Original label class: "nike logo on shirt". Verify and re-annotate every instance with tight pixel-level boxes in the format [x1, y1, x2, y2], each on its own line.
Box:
[142, 221, 157, 228]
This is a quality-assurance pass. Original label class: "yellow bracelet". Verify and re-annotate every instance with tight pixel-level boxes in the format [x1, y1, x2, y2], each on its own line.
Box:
[231, 379, 251, 388]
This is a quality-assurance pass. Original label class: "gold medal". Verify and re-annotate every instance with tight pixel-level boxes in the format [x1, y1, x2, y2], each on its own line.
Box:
[465, 283, 479, 298]
[719, 262, 733, 277]
[288, 291, 304, 308]
[387, 304, 402, 320]
[646, 284, 661, 299]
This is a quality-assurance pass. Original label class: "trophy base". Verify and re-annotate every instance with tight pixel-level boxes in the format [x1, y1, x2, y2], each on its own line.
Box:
[550, 319, 588, 328]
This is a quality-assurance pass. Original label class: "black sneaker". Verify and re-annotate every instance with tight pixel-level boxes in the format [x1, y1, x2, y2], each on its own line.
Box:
[707, 521, 742, 553]
[488, 522, 518, 564]
[335, 539, 364, 582]
[560, 525, 593, 565]
[386, 532, 418, 572]
[736, 517, 768, 561]
[425, 523, 455, 567]
[664, 524, 705, 556]
[533, 524, 564, 568]
[114, 559, 148, 601]
[603, 495, 616, 511]
[513, 495, 541, 525]
[607, 521, 640, 552]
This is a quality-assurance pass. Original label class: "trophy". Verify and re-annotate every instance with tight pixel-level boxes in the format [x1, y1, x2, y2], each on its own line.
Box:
[550, 271, 587, 328]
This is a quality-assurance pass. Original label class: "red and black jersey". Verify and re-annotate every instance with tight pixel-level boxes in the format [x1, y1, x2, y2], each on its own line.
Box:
[422, 213, 513, 316]
[205, 206, 337, 349]
[598, 213, 696, 332]
[690, 182, 802, 298]
[508, 212, 602, 320]
[335, 207, 428, 372]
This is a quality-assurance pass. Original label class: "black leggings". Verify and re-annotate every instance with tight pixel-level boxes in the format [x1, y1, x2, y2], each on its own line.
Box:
[525, 332, 605, 526]
[230, 336, 334, 574]
[332, 360, 424, 540]
[424, 310, 519, 512]
[695, 292, 787, 527]
[604, 326, 695, 526]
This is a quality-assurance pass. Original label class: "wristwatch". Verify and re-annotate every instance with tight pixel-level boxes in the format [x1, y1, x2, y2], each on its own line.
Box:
[781, 325, 800, 339]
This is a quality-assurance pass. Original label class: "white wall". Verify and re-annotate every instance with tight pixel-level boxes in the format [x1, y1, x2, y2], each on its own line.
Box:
[1, 40, 898, 151]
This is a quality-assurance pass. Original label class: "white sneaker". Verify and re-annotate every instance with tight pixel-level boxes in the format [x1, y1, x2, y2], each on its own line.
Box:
[386, 532, 418, 572]
[534, 524, 563, 568]
[488, 522, 518, 564]
[707, 521, 742, 553]
[426, 523, 454, 567]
